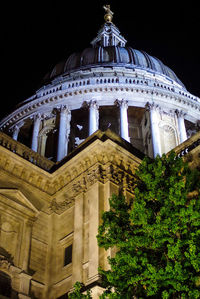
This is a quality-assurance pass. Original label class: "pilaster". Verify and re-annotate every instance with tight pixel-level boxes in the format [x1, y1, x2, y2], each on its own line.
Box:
[72, 192, 84, 284]
[87, 182, 101, 284]
[22, 220, 33, 272]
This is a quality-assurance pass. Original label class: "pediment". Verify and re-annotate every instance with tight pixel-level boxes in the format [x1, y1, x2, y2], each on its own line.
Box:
[0, 189, 38, 217]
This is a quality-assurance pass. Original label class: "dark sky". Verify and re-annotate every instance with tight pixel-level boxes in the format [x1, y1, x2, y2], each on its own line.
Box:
[2, 1, 200, 120]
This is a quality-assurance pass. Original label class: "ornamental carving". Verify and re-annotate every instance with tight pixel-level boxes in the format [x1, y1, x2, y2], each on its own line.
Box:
[0, 129, 141, 199]
[0, 256, 12, 270]
[0, 249, 13, 271]
[145, 102, 160, 112]
[49, 196, 74, 214]
[115, 99, 128, 109]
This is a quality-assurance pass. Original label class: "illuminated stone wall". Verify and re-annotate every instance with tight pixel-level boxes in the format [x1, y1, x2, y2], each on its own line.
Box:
[0, 130, 142, 298]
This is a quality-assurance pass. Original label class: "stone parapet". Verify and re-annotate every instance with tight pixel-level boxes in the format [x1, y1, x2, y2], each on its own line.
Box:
[172, 131, 200, 169]
[0, 132, 54, 171]
[173, 131, 200, 157]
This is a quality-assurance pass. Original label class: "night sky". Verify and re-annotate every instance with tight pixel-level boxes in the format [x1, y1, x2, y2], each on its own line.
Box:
[2, 1, 200, 120]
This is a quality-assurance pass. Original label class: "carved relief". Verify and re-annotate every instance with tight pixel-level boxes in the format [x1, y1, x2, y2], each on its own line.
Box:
[49, 196, 74, 214]
[0, 256, 12, 270]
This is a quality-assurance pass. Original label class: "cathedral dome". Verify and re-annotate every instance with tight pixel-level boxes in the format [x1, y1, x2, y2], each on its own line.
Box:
[0, 5, 199, 164]
[44, 46, 184, 88]
[43, 17, 184, 88]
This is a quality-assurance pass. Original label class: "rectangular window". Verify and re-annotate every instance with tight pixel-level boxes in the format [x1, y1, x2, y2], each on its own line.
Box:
[64, 244, 72, 266]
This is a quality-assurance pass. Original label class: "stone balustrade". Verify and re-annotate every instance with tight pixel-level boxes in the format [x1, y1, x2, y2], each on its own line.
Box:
[173, 131, 200, 158]
[0, 132, 54, 171]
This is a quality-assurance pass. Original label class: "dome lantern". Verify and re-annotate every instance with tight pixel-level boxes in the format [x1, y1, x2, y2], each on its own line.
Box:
[91, 5, 127, 48]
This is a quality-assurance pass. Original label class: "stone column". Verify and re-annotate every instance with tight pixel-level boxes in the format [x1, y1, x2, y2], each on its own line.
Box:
[176, 110, 187, 143]
[147, 103, 162, 157]
[116, 99, 130, 142]
[12, 125, 20, 141]
[31, 114, 41, 152]
[72, 193, 84, 284]
[11, 122, 24, 141]
[57, 105, 71, 161]
[89, 100, 99, 135]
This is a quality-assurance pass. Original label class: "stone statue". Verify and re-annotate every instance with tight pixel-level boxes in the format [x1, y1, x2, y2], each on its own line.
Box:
[103, 5, 114, 23]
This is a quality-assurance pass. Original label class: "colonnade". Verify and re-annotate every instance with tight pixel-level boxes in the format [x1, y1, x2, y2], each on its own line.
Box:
[147, 103, 188, 157]
[88, 99, 129, 142]
[11, 101, 188, 161]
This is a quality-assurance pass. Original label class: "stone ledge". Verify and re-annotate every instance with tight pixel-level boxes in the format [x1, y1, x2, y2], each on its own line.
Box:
[0, 132, 55, 171]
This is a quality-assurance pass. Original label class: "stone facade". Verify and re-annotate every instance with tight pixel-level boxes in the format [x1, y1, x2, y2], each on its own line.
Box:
[0, 7, 200, 298]
[0, 130, 142, 298]
[0, 129, 200, 298]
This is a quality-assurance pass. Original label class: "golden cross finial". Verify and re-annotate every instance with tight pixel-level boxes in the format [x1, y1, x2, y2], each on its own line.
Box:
[103, 5, 114, 23]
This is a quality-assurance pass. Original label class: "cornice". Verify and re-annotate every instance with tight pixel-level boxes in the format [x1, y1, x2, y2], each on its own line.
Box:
[1, 82, 200, 129]
[0, 131, 142, 204]
[1, 128, 200, 214]
[0, 140, 54, 199]
[48, 139, 141, 214]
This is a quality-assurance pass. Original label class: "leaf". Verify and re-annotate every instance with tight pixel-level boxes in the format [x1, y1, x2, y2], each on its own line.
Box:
[97, 152, 200, 298]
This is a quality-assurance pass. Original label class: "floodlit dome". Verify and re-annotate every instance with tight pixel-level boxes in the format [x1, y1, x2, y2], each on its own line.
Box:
[44, 46, 184, 89]
[43, 19, 184, 89]
[0, 7, 200, 162]
[1, 7, 200, 299]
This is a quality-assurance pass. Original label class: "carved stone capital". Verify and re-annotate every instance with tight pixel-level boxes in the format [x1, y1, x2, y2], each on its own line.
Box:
[145, 102, 161, 112]
[145, 102, 160, 112]
[82, 100, 99, 110]
[89, 100, 99, 109]
[31, 113, 42, 122]
[57, 105, 71, 115]
[115, 99, 128, 109]
[175, 109, 187, 118]
[9, 121, 24, 133]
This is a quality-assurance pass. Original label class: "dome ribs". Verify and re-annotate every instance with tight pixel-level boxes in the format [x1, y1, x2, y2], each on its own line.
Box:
[129, 48, 139, 65]
[142, 51, 156, 71]
[43, 46, 184, 88]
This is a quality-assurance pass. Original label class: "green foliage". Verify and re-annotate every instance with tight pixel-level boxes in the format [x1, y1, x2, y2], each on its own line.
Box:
[97, 152, 200, 298]
[68, 282, 92, 299]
